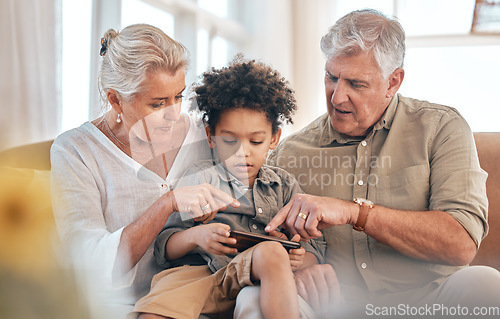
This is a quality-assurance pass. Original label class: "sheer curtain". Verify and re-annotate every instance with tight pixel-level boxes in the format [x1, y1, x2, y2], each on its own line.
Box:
[0, 0, 61, 151]
[290, 0, 336, 130]
[239, 0, 335, 135]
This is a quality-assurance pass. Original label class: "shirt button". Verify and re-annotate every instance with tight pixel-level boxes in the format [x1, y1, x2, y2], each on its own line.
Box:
[361, 262, 367, 269]
[252, 224, 258, 230]
[161, 184, 169, 190]
[258, 207, 263, 214]
[358, 180, 364, 186]
[361, 141, 367, 147]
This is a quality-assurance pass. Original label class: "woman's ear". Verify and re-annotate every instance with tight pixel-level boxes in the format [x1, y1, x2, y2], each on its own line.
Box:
[269, 128, 282, 150]
[107, 89, 123, 114]
[205, 126, 215, 149]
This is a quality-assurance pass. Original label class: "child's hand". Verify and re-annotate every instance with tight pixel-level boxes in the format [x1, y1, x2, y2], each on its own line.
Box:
[193, 223, 238, 256]
[267, 229, 288, 240]
[268, 231, 305, 271]
[288, 234, 305, 271]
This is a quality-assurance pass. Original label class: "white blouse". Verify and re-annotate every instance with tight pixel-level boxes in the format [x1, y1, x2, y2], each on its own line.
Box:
[50, 115, 211, 317]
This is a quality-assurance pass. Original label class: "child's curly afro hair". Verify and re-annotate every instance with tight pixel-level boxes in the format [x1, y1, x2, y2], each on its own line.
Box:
[191, 55, 297, 135]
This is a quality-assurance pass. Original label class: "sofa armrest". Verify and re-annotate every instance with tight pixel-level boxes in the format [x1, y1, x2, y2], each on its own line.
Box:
[470, 132, 500, 271]
[0, 140, 54, 170]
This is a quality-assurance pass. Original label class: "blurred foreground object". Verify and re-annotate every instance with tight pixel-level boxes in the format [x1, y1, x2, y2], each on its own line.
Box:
[0, 166, 89, 319]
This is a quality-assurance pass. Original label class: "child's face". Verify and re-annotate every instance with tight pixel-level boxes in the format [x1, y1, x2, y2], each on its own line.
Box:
[206, 108, 281, 188]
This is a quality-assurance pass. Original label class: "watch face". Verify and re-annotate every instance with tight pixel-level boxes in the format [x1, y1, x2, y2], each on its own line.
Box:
[355, 198, 373, 205]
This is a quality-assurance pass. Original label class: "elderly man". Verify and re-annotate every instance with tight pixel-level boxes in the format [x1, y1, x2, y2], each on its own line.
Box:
[235, 8, 500, 319]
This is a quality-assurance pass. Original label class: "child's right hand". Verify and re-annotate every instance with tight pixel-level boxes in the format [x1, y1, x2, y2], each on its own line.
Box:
[193, 223, 238, 255]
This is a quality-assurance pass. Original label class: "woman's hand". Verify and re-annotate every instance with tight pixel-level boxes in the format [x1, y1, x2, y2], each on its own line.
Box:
[168, 183, 240, 223]
[192, 223, 238, 255]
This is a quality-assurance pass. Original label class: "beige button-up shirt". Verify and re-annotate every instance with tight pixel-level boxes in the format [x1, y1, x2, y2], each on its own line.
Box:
[267, 94, 488, 303]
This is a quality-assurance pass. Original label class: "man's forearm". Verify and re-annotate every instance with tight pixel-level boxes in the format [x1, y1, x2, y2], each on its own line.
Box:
[364, 206, 477, 265]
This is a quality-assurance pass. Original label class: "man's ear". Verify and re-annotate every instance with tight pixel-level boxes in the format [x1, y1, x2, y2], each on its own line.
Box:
[269, 128, 282, 150]
[107, 89, 123, 114]
[386, 68, 404, 98]
[205, 126, 215, 148]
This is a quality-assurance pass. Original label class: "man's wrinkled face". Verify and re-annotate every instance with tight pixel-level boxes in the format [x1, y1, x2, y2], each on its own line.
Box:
[324, 51, 395, 138]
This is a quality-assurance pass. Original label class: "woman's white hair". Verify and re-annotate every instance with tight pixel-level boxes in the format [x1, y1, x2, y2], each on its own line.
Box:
[99, 24, 189, 105]
[320, 9, 405, 79]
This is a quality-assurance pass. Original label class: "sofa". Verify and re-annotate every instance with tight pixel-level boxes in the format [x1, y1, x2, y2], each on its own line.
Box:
[469, 133, 500, 270]
[0, 134, 499, 269]
[0, 133, 498, 317]
[0, 140, 90, 319]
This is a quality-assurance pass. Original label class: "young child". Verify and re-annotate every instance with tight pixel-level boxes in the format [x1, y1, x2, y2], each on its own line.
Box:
[130, 58, 325, 319]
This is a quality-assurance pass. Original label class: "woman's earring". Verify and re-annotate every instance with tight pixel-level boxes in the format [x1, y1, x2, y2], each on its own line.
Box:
[116, 114, 122, 123]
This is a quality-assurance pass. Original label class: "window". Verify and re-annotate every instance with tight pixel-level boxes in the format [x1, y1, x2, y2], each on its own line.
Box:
[397, 0, 475, 36]
[61, 0, 92, 132]
[61, 0, 245, 131]
[198, 0, 228, 18]
[333, 0, 500, 132]
[401, 45, 500, 132]
[197, 28, 209, 74]
[334, 0, 476, 36]
[122, 0, 175, 35]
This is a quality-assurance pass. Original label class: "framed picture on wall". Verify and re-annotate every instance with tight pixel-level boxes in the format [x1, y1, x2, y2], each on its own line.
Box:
[471, 0, 500, 33]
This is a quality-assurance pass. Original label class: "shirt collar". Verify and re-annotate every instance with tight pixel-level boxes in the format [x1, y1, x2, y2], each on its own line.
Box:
[213, 160, 281, 187]
[320, 94, 399, 146]
[213, 160, 240, 184]
[374, 94, 398, 131]
[318, 114, 340, 146]
[256, 165, 283, 185]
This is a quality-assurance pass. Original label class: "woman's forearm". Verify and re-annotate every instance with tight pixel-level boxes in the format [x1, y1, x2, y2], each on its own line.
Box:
[114, 192, 175, 275]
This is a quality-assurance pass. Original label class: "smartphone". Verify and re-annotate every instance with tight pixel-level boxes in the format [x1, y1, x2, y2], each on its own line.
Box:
[227, 229, 301, 252]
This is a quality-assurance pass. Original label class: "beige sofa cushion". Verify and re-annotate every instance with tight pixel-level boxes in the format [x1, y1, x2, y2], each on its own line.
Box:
[0, 167, 54, 279]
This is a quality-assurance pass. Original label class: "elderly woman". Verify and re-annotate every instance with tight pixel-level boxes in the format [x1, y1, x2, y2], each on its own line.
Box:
[50, 24, 238, 318]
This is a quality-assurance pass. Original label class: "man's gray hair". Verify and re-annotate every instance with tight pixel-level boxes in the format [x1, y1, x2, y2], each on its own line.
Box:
[320, 9, 405, 79]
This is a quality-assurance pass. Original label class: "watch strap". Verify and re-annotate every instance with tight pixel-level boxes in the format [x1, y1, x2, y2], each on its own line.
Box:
[353, 198, 373, 231]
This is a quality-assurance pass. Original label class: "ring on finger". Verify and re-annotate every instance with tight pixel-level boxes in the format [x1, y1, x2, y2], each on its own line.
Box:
[298, 212, 308, 221]
[201, 203, 210, 211]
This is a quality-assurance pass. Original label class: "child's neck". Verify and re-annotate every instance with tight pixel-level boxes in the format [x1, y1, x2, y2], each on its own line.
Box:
[240, 177, 254, 189]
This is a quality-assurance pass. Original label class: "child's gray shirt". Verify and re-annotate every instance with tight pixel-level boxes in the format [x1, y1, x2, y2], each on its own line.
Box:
[154, 159, 326, 272]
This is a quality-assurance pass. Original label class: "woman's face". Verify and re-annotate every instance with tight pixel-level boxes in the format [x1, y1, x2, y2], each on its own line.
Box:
[115, 68, 186, 144]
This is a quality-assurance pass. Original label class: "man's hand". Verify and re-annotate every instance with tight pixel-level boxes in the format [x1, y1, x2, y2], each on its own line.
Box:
[265, 194, 357, 240]
[294, 264, 344, 314]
